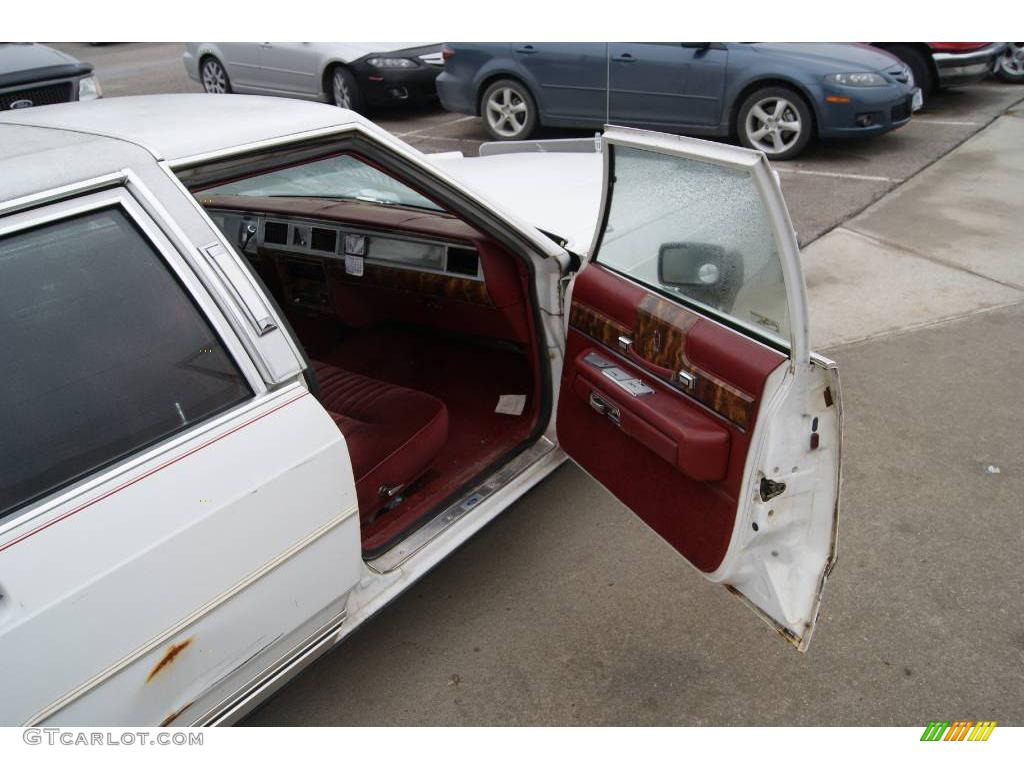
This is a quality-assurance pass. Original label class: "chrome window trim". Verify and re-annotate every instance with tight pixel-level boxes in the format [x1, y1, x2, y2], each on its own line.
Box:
[120, 169, 289, 386]
[163, 121, 565, 260]
[0, 185, 276, 537]
[0, 185, 265, 393]
[157, 162, 312, 379]
[0, 171, 127, 218]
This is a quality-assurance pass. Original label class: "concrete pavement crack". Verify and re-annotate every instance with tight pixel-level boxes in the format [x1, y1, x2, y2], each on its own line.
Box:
[839, 225, 1024, 294]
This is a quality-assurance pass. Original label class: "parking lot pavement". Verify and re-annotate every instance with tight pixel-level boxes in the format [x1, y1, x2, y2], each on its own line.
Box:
[49, 42, 200, 97]
[50, 43, 1024, 246]
[803, 112, 1024, 349]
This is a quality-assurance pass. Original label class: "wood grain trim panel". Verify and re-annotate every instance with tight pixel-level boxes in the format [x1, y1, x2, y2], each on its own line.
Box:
[260, 244, 494, 308]
[569, 297, 755, 429]
[633, 295, 754, 428]
[568, 301, 630, 349]
[328, 262, 493, 306]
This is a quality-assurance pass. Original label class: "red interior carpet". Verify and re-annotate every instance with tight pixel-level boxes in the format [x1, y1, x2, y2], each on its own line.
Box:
[306, 324, 538, 552]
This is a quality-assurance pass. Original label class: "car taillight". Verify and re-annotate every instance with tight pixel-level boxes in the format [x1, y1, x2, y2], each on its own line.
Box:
[928, 42, 990, 52]
[442, 45, 456, 62]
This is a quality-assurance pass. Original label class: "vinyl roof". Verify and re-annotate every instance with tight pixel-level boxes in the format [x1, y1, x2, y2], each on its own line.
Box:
[0, 94, 366, 163]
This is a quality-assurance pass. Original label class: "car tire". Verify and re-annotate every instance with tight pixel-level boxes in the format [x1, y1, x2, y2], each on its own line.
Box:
[885, 44, 935, 98]
[480, 79, 538, 141]
[992, 43, 1024, 83]
[736, 86, 813, 161]
[200, 56, 232, 94]
[330, 66, 365, 113]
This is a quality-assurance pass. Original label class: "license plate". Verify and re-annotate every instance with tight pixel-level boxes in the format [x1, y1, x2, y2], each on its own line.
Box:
[911, 88, 924, 112]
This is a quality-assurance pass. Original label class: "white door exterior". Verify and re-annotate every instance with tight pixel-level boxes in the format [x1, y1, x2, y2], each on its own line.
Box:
[0, 184, 362, 726]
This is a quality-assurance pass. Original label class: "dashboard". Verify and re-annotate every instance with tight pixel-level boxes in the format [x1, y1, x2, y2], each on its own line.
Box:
[202, 196, 531, 344]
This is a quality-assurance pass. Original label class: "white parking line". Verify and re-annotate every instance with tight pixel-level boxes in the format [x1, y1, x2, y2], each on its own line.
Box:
[774, 168, 902, 184]
[394, 115, 478, 138]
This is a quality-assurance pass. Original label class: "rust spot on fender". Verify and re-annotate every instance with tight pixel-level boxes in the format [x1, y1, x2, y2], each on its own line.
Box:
[147, 638, 193, 683]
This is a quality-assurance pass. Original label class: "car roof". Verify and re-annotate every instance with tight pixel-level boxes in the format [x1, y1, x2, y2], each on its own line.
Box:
[0, 94, 369, 204]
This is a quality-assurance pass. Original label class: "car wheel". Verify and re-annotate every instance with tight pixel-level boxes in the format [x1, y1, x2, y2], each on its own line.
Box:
[480, 79, 537, 141]
[993, 43, 1024, 83]
[330, 66, 365, 112]
[885, 44, 935, 98]
[737, 86, 813, 161]
[200, 56, 231, 94]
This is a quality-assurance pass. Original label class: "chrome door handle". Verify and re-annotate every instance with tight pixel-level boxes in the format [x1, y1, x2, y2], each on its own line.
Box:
[589, 392, 621, 425]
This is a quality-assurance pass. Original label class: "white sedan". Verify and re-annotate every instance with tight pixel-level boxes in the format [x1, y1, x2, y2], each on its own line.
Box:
[0, 95, 841, 726]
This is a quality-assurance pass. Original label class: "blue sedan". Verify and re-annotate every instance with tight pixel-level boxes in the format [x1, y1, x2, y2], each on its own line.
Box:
[437, 42, 921, 159]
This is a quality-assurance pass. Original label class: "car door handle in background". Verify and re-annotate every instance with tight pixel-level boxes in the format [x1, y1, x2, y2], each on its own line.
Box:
[515, 45, 537, 54]
[611, 53, 635, 62]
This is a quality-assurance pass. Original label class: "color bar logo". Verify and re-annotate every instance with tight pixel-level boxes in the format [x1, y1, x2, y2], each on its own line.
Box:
[920, 721, 996, 741]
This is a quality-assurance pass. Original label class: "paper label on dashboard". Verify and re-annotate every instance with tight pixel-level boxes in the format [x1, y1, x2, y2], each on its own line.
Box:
[345, 254, 364, 277]
[495, 394, 526, 416]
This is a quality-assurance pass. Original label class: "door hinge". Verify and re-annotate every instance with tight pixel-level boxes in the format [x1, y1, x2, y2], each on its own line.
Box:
[759, 476, 787, 502]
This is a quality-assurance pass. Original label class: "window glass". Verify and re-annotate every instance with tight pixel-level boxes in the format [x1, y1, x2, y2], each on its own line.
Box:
[201, 154, 443, 212]
[0, 208, 252, 520]
[596, 146, 790, 341]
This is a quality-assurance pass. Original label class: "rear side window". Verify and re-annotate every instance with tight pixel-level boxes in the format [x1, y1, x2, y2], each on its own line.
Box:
[0, 207, 252, 521]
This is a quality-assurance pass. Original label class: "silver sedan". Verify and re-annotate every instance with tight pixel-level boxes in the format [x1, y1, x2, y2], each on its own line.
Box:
[183, 42, 444, 112]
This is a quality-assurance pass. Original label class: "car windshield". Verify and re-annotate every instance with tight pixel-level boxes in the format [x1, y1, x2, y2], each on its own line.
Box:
[201, 154, 443, 212]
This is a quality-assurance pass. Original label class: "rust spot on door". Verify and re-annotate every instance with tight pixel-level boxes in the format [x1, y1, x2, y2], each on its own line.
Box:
[147, 638, 193, 683]
[159, 700, 194, 727]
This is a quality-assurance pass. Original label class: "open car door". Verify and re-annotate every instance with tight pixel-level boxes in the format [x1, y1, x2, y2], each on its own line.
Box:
[557, 126, 841, 651]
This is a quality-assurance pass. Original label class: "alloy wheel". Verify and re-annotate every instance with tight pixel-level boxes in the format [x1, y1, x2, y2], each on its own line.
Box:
[201, 59, 228, 94]
[745, 96, 802, 156]
[996, 43, 1024, 78]
[485, 87, 529, 138]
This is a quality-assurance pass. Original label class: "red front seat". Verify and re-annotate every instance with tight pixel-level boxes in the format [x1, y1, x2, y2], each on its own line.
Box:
[312, 360, 448, 521]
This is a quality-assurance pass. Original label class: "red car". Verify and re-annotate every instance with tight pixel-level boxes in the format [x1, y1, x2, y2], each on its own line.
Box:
[871, 42, 1007, 97]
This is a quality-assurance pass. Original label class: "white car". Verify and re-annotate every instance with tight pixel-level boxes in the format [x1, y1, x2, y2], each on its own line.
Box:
[0, 94, 841, 727]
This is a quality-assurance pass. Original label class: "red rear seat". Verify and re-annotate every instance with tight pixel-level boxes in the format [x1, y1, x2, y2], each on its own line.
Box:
[312, 360, 448, 521]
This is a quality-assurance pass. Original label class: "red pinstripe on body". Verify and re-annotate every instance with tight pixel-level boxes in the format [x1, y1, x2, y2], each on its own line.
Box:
[0, 392, 309, 555]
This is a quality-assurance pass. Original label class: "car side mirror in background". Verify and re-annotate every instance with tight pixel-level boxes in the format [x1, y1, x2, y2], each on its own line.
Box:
[680, 42, 712, 50]
[657, 241, 744, 312]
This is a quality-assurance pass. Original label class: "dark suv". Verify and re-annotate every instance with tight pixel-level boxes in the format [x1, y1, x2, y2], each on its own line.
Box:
[0, 43, 101, 111]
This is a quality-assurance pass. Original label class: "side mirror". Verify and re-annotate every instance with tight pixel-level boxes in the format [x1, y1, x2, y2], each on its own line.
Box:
[657, 241, 744, 312]
[680, 42, 712, 50]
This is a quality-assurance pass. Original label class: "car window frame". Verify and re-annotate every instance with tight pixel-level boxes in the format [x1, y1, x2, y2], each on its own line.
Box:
[0, 183, 265, 534]
[588, 127, 811, 363]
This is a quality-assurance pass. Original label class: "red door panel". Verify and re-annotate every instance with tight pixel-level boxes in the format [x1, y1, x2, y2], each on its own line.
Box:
[558, 264, 785, 573]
